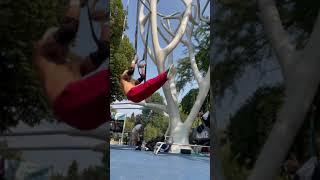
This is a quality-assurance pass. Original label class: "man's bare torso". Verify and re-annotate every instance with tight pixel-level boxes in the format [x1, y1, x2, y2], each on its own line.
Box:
[120, 70, 138, 94]
[33, 54, 82, 105]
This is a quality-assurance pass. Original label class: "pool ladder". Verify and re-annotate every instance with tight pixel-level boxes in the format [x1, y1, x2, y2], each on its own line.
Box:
[153, 142, 165, 155]
[154, 136, 173, 155]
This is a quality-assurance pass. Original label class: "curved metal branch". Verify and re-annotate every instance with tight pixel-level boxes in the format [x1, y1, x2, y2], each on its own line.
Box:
[112, 102, 167, 112]
[149, 0, 193, 65]
[139, 0, 180, 18]
[158, 26, 170, 43]
[184, 67, 210, 129]
[161, 18, 187, 45]
[197, 0, 210, 23]
[186, 42, 204, 84]
[162, 13, 182, 20]
[167, 52, 179, 104]
[157, 24, 179, 103]
[189, 2, 200, 25]
[161, 0, 193, 55]
[111, 107, 145, 110]
[161, 17, 204, 84]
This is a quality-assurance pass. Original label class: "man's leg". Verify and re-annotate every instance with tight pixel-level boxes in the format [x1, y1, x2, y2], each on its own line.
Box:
[126, 65, 176, 103]
[126, 71, 168, 103]
[53, 69, 110, 130]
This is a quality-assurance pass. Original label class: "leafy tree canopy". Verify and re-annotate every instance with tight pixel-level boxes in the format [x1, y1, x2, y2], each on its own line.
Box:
[110, 0, 135, 102]
[210, 0, 320, 99]
[180, 88, 209, 115]
[227, 85, 320, 169]
[0, 0, 65, 131]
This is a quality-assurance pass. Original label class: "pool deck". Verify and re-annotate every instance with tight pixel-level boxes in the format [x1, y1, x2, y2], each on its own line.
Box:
[110, 146, 209, 180]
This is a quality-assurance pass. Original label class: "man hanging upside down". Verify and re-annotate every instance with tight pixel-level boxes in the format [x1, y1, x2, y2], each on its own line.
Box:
[33, 0, 109, 130]
[120, 57, 176, 103]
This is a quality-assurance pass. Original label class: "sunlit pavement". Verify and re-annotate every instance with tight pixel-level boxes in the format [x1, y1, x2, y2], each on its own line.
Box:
[110, 146, 209, 180]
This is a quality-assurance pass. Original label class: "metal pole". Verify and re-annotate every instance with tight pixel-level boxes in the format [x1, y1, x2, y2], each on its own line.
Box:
[120, 115, 127, 145]
[111, 107, 145, 110]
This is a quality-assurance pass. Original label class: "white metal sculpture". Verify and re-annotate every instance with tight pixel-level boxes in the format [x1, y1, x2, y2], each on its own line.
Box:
[137, 0, 210, 153]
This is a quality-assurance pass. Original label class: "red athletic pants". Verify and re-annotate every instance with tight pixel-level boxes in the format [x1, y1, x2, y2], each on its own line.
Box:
[53, 69, 110, 130]
[127, 71, 168, 103]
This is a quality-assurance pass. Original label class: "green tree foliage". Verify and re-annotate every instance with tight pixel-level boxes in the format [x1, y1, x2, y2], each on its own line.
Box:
[66, 160, 79, 180]
[146, 92, 165, 105]
[143, 112, 169, 142]
[145, 113, 168, 135]
[124, 113, 135, 132]
[119, 93, 169, 141]
[0, 141, 22, 161]
[210, 0, 320, 99]
[0, 0, 65, 131]
[180, 88, 197, 114]
[50, 154, 108, 180]
[175, 22, 210, 116]
[80, 166, 107, 180]
[227, 85, 320, 169]
[227, 85, 284, 168]
[180, 88, 209, 114]
[220, 143, 250, 180]
[141, 93, 168, 139]
[102, 152, 109, 180]
[50, 173, 64, 180]
[144, 124, 161, 142]
[110, 0, 135, 101]
[214, 0, 320, 174]
[110, 0, 125, 50]
[176, 23, 209, 92]
[141, 92, 165, 120]
[194, 22, 210, 71]
[176, 57, 193, 92]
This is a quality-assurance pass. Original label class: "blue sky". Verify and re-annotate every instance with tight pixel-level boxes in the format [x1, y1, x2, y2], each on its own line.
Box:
[113, 0, 210, 116]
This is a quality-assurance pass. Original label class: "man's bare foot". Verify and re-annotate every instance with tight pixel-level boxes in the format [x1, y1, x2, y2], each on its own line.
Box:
[131, 55, 138, 66]
[167, 64, 176, 80]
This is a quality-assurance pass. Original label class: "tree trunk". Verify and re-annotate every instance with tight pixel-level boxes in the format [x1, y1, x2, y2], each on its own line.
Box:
[169, 122, 192, 153]
[138, 0, 208, 154]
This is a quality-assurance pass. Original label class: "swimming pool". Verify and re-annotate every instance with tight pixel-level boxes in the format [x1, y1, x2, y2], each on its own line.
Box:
[110, 146, 210, 180]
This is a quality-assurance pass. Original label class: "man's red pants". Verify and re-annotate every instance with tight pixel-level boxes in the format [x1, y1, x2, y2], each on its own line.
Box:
[53, 69, 110, 130]
[127, 71, 168, 103]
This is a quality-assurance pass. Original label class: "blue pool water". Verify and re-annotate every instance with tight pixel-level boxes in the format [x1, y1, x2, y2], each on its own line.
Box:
[110, 146, 210, 180]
